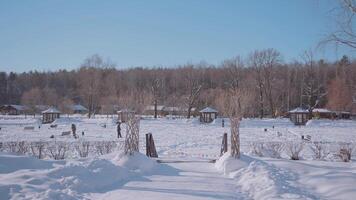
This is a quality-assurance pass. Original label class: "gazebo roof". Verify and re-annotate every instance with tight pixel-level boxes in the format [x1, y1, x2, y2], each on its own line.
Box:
[289, 107, 309, 113]
[42, 107, 61, 114]
[117, 109, 135, 113]
[199, 107, 218, 113]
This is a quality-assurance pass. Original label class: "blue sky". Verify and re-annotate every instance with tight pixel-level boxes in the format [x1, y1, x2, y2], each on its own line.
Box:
[0, 0, 354, 72]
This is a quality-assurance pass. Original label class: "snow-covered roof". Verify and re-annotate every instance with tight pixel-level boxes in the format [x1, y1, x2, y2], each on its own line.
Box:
[145, 105, 165, 111]
[289, 107, 309, 113]
[117, 109, 135, 113]
[312, 108, 333, 113]
[35, 105, 50, 111]
[199, 107, 218, 113]
[42, 107, 61, 114]
[163, 107, 180, 112]
[1, 105, 29, 111]
[68, 104, 88, 111]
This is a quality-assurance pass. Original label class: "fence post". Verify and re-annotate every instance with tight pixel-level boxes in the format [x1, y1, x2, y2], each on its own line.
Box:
[220, 132, 228, 156]
[146, 133, 158, 158]
[146, 133, 150, 157]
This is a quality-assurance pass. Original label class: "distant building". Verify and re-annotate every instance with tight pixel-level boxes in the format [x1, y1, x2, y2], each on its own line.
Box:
[42, 107, 61, 124]
[199, 107, 218, 123]
[288, 107, 309, 125]
[312, 108, 336, 119]
[34, 105, 50, 114]
[68, 104, 88, 114]
[144, 105, 165, 116]
[0, 105, 29, 115]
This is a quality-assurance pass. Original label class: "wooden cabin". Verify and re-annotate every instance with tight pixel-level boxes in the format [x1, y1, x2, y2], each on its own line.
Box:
[0, 105, 29, 115]
[42, 107, 61, 124]
[68, 104, 88, 114]
[144, 105, 165, 117]
[289, 107, 309, 125]
[117, 109, 135, 122]
[312, 108, 336, 119]
[199, 107, 218, 123]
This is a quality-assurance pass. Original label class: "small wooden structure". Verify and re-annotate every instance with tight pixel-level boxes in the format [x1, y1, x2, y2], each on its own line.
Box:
[312, 108, 336, 119]
[42, 107, 61, 124]
[0, 105, 29, 115]
[288, 107, 309, 125]
[117, 109, 135, 122]
[199, 107, 218, 123]
[68, 104, 88, 114]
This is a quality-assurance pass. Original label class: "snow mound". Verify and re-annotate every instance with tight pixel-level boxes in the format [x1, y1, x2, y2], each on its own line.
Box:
[112, 152, 158, 174]
[49, 159, 129, 193]
[216, 153, 319, 200]
[0, 152, 157, 199]
[215, 152, 254, 175]
[0, 153, 58, 173]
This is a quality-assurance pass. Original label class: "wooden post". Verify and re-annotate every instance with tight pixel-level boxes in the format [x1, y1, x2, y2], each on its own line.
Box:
[220, 133, 228, 156]
[146, 133, 158, 158]
[145, 133, 150, 157]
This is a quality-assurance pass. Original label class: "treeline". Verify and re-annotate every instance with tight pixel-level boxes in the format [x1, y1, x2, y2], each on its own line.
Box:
[0, 49, 355, 117]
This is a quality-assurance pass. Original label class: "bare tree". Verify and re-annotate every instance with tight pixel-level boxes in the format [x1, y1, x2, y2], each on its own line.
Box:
[150, 77, 163, 119]
[321, 0, 356, 49]
[182, 66, 203, 119]
[301, 50, 327, 116]
[124, 116, 140, 155]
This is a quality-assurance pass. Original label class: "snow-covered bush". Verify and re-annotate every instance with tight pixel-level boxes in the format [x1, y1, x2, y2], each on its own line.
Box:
[264, 142, 284, 158]
[30, 141, 46, 159]
[48, 142, 68, 160]
[309, 142, 329, 160]
[94, 141, 117, 155]
[337, 143, 354, 162]
[286, 142, 304, 160]
[251, 142, 264, 157]
[17, 141, 29, 154]
[75, 141, 90, 158]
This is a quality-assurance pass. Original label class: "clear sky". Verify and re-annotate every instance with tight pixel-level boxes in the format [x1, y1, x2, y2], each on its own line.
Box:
[0, 0, 354, 72]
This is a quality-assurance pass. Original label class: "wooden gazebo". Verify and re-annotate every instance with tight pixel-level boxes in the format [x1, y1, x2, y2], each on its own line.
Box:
[117, 109, 135, 122]
[42, 107, 61, 124]
[199, 107, 218, 123]
[288, 107, 309, 125]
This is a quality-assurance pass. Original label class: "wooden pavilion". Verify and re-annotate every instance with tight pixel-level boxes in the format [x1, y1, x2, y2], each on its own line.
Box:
[199, 107, 218, 123]
[288, 107, 309, 125]
[42, 107, 61, 124]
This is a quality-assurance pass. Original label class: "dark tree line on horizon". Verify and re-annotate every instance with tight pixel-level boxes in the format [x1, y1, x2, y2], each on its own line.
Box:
[0, 49, 356, 118]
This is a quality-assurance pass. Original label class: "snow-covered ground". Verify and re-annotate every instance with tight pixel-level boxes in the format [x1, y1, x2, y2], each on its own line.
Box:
[0, 115, 356, 199]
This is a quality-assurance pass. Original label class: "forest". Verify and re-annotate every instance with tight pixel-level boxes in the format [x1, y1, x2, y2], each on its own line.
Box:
[0, 49, 355, 118]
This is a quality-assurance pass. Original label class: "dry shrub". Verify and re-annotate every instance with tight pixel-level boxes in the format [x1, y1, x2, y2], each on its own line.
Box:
[48, 142, 68, 160]
[95, 141, 116, 155]
[337, 143, 354, 162]
[286, 142, 304, 160]
[310, 142, 329, 160]
[251, 142, 264, 157]
[264, 142, 284, 158]
[75, 141, 90, 158]
[30, 141, 46, 159]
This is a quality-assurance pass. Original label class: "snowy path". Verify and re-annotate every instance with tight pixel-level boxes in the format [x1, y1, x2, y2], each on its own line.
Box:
[93, 161, 248, 200]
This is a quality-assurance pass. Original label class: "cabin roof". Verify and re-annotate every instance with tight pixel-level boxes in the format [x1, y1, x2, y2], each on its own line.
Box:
[199, 107, 218, 113]
[42, 107, 61, 114]
[289, 107, 309, 113]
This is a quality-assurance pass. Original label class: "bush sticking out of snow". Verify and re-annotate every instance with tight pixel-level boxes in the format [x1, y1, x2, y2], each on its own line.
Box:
[264, 142, 284, 158]
[286, 142, 304, 160]
[309, 141, 329, 160]
[337, 143, 354, 162]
